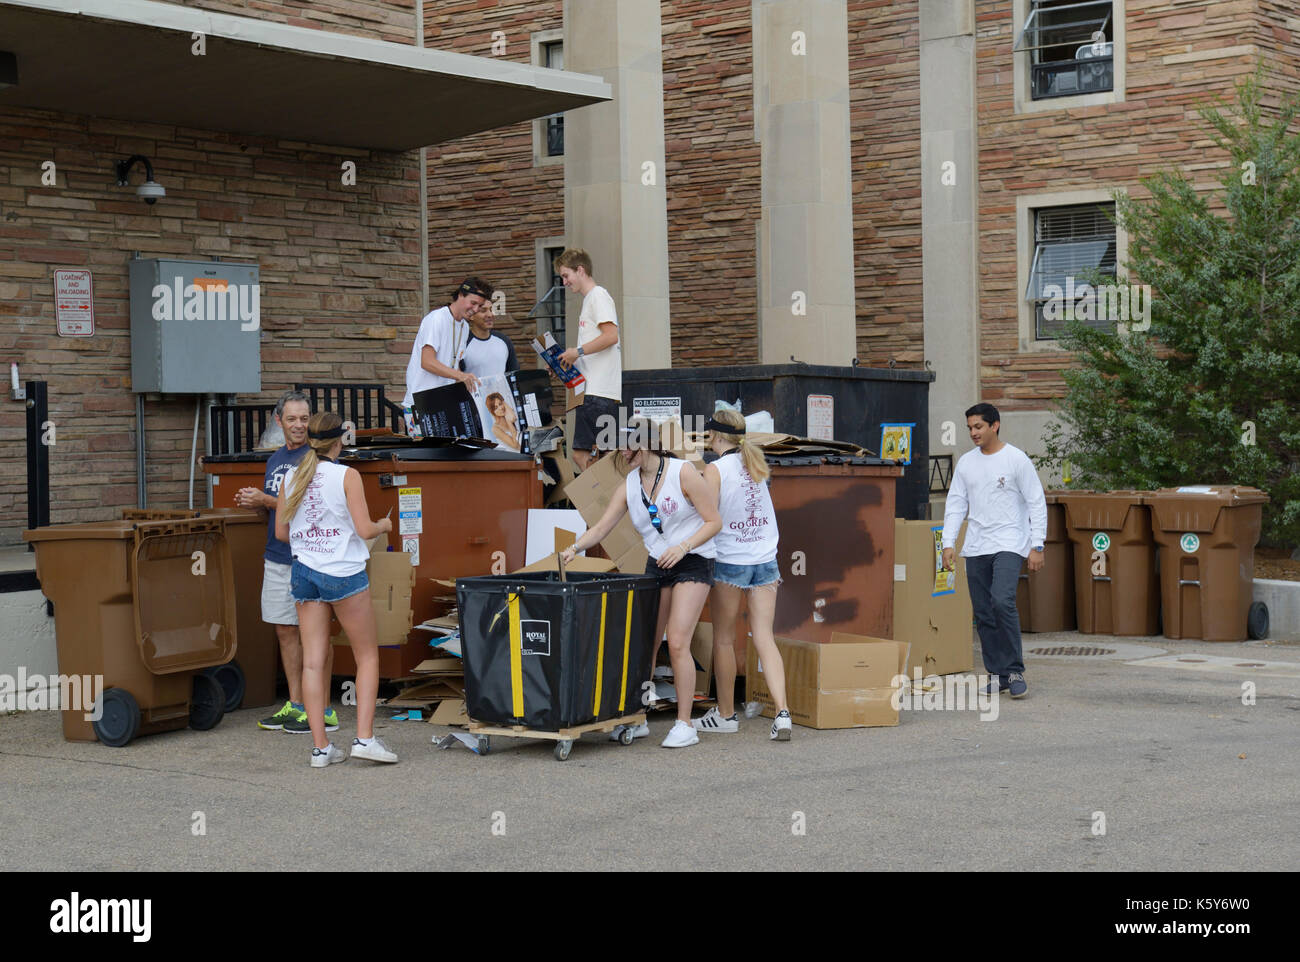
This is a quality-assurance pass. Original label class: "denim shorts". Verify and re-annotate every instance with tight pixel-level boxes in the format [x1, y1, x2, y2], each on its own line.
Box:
[645, 552, 715, 588]
[290, 559, 369, 604]
[713, 559, 782, 589]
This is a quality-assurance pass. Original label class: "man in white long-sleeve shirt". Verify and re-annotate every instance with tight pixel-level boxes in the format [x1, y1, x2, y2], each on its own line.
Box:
[941, 403, 1047, 699]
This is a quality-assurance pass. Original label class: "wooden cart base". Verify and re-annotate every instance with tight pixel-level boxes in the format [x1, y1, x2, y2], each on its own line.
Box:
[468, 712, 648, 761]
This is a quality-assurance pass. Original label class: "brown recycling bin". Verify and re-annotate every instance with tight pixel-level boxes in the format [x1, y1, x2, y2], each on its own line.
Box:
[1057, 491, 1159, 636]
[22, 517, 238, 745]
[1017, 491, 1076, 632]
[1144, 486, 1269, 642]
[123, 507, 280, 710]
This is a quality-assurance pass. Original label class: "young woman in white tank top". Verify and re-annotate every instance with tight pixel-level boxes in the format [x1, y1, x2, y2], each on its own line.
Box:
[276, 412, 396, 768]
[698, 410, 792, 741]
[561, 419, 722, 749]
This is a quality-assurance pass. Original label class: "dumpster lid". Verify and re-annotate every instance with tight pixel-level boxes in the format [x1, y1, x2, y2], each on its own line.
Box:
[202, 444, 533, 464]
[23, 520, 148, 542]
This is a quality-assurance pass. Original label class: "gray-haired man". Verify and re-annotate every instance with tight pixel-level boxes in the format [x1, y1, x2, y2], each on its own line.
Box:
[235, 390, 339, 733]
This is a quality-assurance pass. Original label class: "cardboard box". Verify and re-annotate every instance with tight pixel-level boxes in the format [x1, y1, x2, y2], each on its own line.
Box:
[892, 519, 974, 677]
[745, 633, 910, 729]
[562, 453, 650, 573]
[512, 554, 617, 574]
[330, 550, 416, 648]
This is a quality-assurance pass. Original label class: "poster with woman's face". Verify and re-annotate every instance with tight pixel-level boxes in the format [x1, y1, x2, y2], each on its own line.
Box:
[472, 375, 521, 451]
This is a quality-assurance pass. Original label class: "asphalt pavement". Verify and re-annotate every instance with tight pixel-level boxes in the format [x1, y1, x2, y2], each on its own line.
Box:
[2, 631, 1297, 872]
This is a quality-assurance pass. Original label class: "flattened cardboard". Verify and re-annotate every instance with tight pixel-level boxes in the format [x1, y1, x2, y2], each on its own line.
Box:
[412, 657, 463, 675]
[563, 453, 650, 572]
[892, 520, 974, 677]
[330, 550, 415, 648]
[513, 553, 616, 574]
[745, 633, 910, 729]
[430, 698, 469, 726]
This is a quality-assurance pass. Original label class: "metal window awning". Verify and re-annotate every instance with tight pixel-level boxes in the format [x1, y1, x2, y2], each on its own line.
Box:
[1014, 1, 1113, 54]
[0, 0, 610, 151]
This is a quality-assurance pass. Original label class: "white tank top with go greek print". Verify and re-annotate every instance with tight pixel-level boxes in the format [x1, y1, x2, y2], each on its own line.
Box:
[713, 452, 779, 565]
[285, 460, 370, 578]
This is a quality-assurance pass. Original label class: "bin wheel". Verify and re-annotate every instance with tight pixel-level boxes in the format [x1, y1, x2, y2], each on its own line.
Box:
[554, 739, 573, 761]
[618, 726, 635, 746]
[1247, 601, 1269, 640]
[92, 687, 141, 748]
[203, 660, 245, 713]
[476, 735, 491, 756]
[189, 673, 225, 731]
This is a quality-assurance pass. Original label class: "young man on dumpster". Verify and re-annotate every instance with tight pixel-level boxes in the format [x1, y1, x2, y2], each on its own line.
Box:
[554, 249, 620, 472]
[236, 390, 339, 733]
[941, 403, 1047, 699]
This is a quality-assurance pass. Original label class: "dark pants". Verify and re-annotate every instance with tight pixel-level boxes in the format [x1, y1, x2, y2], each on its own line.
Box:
[966, 551, 1025, 680]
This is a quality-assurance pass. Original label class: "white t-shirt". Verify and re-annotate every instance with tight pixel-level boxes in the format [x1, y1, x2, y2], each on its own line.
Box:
[462, 332, 512, 379]
[941, 443, 1048, 558]
[713, 452, 779, 565]
[625, 457, 716, 561]
[576, 285, 621, 401]
[284, 461, 371, 577]
[403, 305, 470, 407]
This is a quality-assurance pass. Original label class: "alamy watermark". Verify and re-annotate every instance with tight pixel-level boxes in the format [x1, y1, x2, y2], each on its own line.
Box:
[151, 279, 259, 330]
[890, 669, 1000, 721]
[1041, 277, 1151, 332]
[0, 669, 104, 720]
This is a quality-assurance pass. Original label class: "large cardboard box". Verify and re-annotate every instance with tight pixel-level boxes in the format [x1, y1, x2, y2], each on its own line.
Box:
[745, 633, 910, 729]
[562, 453, 650, 573]
[330, 550, 416, 648]
[892, 520, 974, 677]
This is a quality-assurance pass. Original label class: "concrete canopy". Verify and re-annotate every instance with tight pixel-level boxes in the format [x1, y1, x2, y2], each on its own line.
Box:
[0, 0, 611, 150]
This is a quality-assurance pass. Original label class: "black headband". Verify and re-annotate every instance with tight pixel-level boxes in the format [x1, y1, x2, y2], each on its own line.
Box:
[308, 425, 345, 440]
[705, 418, 744, 435]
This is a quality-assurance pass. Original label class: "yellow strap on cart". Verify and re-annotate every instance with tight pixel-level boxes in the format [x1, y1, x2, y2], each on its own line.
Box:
[508, 593, 524, 719]
[618, 590, 634, 712]
[592, 591, 608, 714]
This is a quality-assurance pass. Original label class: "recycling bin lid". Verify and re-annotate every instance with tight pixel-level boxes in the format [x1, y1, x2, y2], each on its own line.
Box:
[1143, 485, 1270, 505]
[23, 520, 149, 542]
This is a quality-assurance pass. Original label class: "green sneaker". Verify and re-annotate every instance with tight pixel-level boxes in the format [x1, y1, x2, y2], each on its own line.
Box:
[258, 701, 305, 731]
[284, 707, 339, 734]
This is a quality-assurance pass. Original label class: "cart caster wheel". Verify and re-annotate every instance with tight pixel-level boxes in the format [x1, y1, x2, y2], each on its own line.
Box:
[92, 687, 141, 747]
[1247, 601, 1269, 640]
[618, 726, 635, 746]
[476, 735, 491, 756]
[554, 739, 573, 761]
[203, 659, 245, 713]
[189, 672, 225, 731]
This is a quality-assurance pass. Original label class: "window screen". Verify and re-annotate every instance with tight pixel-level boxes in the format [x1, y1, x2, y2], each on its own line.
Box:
[1026, 203, 1117, 339]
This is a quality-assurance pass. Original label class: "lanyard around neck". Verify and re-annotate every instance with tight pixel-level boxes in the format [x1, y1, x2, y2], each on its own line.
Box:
[640, 455, 664, 512]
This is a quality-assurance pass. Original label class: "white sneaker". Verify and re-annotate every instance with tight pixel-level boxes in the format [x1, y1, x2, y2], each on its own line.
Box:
[692, 707, 738, 733]
[350, 736, 398, 764]
[770, 709, 792, 741]
[609, 722, 650, 742]
[661, 720, 699, 748]
[310, 742, 346, 768]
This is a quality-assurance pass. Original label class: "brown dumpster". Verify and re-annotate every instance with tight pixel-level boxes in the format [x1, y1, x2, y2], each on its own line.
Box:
[766, 457, 904, 645]
[22, 517, 237, 745]
[1017, 491, 1076, 632]
[205, 445, 542, 678]
[1144, 486, 1269, 642]
[1057, 491, 1159, 636]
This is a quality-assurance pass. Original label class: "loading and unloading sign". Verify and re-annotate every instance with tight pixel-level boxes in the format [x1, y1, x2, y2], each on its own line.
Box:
[399, 487, 422, 563]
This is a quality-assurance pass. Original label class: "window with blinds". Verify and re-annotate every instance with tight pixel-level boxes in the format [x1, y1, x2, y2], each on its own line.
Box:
[1025, 203, 1117, 339]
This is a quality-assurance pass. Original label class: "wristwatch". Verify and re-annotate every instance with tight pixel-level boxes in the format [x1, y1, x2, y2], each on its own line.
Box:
[577, 346, 585, 357]
[1032, 545, 1044, 552]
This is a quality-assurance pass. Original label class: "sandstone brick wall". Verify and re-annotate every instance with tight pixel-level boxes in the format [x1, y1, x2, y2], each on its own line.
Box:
[974, 0, 1263, 411]
[0, 112, 422, 544]
[158, 0, 417, 44]
[850, 0, 923, 368]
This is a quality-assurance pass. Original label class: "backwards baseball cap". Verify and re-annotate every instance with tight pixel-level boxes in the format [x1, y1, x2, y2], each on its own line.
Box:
[456, 277, 494, 300]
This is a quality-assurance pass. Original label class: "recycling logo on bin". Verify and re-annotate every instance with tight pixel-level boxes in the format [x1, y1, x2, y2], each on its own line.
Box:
[520, 620, 551, 657]
[1180, 533, 1200, 554]
[1091, 532, 1111, 552]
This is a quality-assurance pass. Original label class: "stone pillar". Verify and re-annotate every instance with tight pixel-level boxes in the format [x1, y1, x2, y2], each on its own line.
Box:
[753, 0, 856, 365]
[563, 0, 672, 370]
[920, 1, 979, 452]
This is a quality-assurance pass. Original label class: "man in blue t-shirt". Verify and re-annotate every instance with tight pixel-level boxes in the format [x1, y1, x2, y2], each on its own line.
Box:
[235, 391, 339, 733]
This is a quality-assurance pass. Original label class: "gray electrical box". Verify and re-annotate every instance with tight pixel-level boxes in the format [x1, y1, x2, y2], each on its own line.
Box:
[129, 258, 262, 393]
